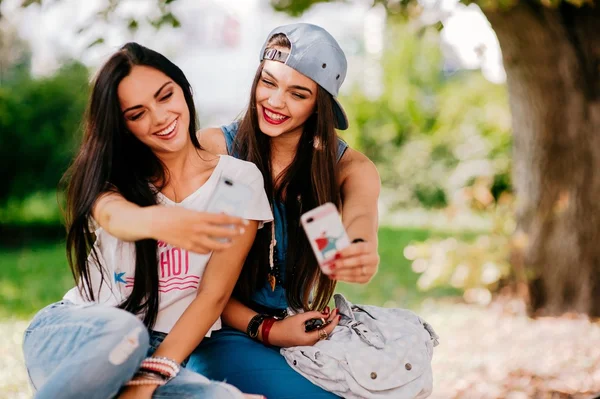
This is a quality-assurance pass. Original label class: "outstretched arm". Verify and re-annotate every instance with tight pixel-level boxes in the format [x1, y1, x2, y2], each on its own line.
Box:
[93, 191, 246, 254]
[332, 148, 381, 283]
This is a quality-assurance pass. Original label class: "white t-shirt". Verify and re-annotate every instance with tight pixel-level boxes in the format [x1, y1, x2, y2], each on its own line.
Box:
[63, 155, 273, 334]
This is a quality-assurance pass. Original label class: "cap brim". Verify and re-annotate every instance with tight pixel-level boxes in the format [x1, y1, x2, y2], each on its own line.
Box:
[332, 97, 349, 130]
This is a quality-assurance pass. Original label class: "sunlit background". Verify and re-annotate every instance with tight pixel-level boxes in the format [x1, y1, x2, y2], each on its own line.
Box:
[1, 0, 598, 398]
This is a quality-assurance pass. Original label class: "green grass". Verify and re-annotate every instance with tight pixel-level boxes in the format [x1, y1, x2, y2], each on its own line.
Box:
[0, 227, 463, 321]
[336, 227, 460, 308]
[0, 241, 73, 320]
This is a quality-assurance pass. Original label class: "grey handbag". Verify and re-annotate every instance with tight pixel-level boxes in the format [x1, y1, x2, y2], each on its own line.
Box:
[281, 294, 439, 399]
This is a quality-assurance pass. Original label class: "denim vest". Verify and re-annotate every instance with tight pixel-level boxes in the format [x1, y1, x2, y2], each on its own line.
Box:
[221, 121, 348, 310]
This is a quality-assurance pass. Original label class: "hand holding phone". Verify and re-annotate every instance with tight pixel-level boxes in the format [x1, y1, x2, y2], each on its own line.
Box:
[301, 202, 350, 275]
[205, 175, 252, 242]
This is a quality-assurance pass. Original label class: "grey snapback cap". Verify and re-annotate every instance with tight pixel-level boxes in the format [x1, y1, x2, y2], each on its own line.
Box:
[259, 23, 349, 130]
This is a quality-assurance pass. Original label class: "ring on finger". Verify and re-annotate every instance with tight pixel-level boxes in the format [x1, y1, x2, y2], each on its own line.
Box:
[318, 328, 328, 341]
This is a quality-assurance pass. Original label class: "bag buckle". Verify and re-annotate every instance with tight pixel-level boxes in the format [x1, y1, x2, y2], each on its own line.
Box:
[349, 321, 384, 349]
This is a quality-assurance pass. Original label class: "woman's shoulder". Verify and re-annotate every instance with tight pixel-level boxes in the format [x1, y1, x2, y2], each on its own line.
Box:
[196, 121, 240, 156]
[338, 147, 379, 183]
[196, 127, 228, 155]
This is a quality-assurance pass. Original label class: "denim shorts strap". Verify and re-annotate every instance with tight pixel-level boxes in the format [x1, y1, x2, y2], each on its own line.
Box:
[221, 121, 240, 156]
[336, 138, 348, 162]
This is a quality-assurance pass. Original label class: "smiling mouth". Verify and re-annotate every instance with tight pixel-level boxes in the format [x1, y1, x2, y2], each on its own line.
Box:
[262, 107, 290, 125]
[155, 118, 178, 138]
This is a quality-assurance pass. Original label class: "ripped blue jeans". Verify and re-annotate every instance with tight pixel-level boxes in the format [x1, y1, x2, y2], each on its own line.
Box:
[22, 301, 243, 399]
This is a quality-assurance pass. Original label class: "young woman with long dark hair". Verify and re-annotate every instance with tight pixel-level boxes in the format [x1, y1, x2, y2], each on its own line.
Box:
[22, 42, 271, 399]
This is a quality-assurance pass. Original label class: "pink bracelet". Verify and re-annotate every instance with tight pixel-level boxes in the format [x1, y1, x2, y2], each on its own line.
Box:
[142, 356, 180, 371]
[140, 356, 180, 379]
[125, 378, 167, 387]
[140, 364, 175, 377]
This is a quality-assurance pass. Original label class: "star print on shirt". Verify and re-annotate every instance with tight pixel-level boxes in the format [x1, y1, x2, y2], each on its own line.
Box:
[114, 272, 126, 284]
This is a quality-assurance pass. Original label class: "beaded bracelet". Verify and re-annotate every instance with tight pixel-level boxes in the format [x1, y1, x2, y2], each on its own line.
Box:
[139, 364, 174, 378]
[140, 356, 180, 381]
[136, 370, 167, 380]
[125, 372, 167, 387]
[142, 356, 181, 372]
[125, 378, 167, 387]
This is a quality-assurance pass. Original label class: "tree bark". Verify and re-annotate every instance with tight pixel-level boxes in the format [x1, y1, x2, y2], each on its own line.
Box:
[484, 1, 600, 316]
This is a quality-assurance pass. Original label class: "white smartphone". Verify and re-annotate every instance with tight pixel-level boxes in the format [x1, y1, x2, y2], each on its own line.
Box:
[300, 202, 351, 275]
[205, 175, 253, 241]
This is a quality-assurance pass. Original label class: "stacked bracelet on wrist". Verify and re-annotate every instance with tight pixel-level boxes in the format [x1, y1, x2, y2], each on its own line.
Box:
[141, 356, 180, 379]
[261, 317, 277, 346]
[247, 314, 267, 339]
[125, 356, 181, 387]
[125, 370, 168, 387]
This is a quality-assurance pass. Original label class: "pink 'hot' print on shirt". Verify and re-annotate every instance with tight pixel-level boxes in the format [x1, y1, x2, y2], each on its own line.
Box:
[126, 240, 199, 293]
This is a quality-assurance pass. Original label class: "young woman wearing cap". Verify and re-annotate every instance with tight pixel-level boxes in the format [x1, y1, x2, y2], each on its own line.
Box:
[187, 23, 381, 398]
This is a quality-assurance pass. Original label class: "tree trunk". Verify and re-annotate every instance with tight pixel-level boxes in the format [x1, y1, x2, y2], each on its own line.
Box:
[484, 2, 600, 316]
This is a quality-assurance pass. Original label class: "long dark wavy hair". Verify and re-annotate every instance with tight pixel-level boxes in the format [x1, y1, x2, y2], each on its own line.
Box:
[233, 34, 341, 312]
[63, 42, 200, 328]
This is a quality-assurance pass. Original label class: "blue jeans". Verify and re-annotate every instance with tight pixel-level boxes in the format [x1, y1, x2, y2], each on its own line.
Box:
[22, 301, 243, 399]
[188, 327, 339, 399]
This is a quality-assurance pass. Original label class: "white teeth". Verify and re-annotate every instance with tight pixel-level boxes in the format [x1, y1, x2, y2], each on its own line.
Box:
[156, 119, 177, 136]
[265, 109, 287, 121]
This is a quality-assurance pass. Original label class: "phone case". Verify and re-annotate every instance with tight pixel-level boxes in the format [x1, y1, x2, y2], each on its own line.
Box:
[301, 202, 350, 275]
[205, 176, 253, 241]
[304, 317, 327, 332]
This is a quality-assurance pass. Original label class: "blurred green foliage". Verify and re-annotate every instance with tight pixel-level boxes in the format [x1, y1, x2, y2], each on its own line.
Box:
[337, 22, 515, 301]
[404, 188, 517, 304]
[0, 191, 63, 225]
[0, 59, 89, 205]
[341, 23, 512, 209]
[270, 0, 595, 16]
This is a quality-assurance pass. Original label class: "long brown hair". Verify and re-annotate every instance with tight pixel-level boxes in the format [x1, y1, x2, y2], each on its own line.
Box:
[233, 34, 340, 311]
[63, 42, 200, 328]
